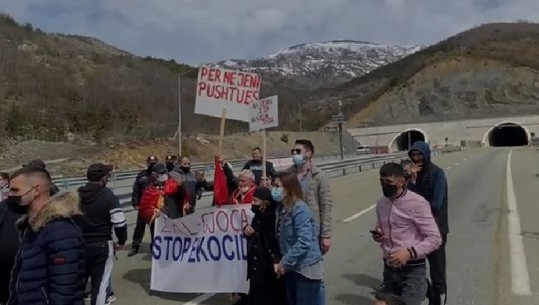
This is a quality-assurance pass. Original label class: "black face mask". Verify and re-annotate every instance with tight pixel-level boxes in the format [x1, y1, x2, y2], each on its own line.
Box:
[5, 196, 29, 214]
[251, 205, 261, 214]
[381, 183, 398, 198]
[180, 166, 190, 173]
[166, 164, 174, 172]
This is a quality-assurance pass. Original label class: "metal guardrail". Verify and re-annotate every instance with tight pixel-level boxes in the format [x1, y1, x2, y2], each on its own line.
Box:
[104, 145, 462, 206]
[52, 152, 384, 190]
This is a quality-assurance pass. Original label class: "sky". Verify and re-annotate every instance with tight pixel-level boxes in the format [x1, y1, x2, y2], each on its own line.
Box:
[1, 0, 539, 65]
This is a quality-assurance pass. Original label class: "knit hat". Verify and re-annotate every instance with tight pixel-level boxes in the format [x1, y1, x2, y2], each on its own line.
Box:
[253, 186, 273, 203]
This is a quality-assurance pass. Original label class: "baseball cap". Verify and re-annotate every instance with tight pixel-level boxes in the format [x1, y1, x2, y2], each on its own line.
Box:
[147, 155, 158, 163]
[25, 159, 47, 169]
[87, 163, 114, 182]
[165, 155, 176, 163]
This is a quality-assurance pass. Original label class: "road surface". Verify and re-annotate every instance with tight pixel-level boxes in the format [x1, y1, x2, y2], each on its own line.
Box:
[106, 147, 539, 304]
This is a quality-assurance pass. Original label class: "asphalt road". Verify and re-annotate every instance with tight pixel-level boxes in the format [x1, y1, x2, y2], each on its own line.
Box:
[106, 147, 539, 304]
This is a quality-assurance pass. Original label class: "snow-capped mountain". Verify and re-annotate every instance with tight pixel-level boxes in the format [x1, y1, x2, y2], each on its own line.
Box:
[218, 40, 423, 88]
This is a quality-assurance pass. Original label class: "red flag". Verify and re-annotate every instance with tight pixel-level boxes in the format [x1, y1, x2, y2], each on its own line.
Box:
[213, 157, 229, 206]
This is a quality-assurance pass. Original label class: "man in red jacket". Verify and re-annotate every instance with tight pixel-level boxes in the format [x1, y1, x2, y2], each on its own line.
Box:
[138, 163, 189, 240]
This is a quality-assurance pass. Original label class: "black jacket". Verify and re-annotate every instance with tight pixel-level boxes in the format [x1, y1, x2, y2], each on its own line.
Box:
[131, 170, 152, 207]
[242, 160, 276, 186]
[77, 183, 128, 245]
[245, 205, 287, 305]
[0, 201, 21, 303]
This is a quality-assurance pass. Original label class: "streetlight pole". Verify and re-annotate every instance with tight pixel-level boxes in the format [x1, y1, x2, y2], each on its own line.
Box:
[177, 75, 182, 156]
[332, 100, 345, 160]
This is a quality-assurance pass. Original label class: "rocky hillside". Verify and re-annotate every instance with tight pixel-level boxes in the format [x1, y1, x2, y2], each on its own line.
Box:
[307, 22, 539, 128]
[219, 40, 421, 89]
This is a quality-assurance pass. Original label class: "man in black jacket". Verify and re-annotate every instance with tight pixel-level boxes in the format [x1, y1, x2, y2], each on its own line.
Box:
[128, 155, 157, 257]
[78, 163, 127, 305]
[407, 141, 448, 305]
[172, 155, 197, 214]
[242, 147, 276, 186]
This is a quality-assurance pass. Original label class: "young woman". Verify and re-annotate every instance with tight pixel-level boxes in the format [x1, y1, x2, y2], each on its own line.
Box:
[243, 187, 288, 305]
[272, 171, 323, 305]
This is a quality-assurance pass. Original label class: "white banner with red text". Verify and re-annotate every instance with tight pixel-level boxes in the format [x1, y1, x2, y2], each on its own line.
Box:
[150, 205, 253, 293]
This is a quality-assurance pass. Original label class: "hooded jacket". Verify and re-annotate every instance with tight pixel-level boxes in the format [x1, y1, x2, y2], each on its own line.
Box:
[375, 189, 442, 261]
[8, 191, 86, 305]
[77, 183, 127, 245]
[407, 141, 449, 234]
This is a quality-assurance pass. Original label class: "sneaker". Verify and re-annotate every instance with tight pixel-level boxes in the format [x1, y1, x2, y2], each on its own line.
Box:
[84, 292, 91, 301]
[105, 293, 116, 304]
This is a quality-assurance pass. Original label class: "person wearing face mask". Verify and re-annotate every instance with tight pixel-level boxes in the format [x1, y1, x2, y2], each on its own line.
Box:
[165, 155, 176, 172]
[288, 139, 332, 305]
[407, 141, 449, 305]
[371, 163, 442, 305]
[273, 170, 323, 305]
[6, 166, 85, 305]
[172, 155, 198, 214]
[128, 155, 158, 257]
[138, 163, 189, 240]
[77, 163, 127, 305]
[24, 160, 60, 196]
[232, 170, 256, 204]
[242, 187, 288, 305]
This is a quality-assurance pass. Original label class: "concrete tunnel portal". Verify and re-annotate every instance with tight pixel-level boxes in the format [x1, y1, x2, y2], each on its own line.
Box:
[485, 122, 530, 147]
[390, 129, 427, 151]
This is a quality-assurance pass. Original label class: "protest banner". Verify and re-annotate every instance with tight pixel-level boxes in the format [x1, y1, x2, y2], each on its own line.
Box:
[249, 95, 279, 176]
[151, 205, 253, 293]
[194, 66, 262, 122]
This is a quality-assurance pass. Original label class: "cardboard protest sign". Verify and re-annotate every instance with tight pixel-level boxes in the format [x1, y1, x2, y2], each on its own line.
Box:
[194, 66, 261, 122]
[151, 206, 253, 293]
[249, 95, 279, 132]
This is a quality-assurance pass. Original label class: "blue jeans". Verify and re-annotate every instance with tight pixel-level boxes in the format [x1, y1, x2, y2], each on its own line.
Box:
[382, 263, 427, 305]
[319, 279, 326, 305]
[284, 271, 321, 305]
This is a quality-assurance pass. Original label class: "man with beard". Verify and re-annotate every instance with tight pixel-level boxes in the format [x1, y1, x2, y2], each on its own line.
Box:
[408, 141, 449, 305]
[77, 163, 127, 305]
[128, 155, 158, 257]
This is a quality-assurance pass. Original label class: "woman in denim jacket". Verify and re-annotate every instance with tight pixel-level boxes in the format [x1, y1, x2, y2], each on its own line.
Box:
[272, 170, 323, 305]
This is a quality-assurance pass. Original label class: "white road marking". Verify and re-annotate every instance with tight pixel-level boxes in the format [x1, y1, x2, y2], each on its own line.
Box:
[455, 162, 460, 166]
[506, 149, 532, 296]
[445, 166, 452, 170]
[343, 203, 376, 223]
[463, 158, 468, 162]
[184, 293, 215, 305]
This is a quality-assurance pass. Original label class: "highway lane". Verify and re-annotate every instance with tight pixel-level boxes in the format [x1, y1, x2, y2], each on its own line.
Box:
[107, 147, 536, 305]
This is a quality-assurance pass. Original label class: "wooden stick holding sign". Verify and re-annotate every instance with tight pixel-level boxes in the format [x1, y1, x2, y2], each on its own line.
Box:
[250, 95, 279, 182]
[218, 108, 227, 154]
[262, 129, 267, 178]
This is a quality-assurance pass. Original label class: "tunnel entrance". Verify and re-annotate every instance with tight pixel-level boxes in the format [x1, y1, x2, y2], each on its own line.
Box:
[392, 129, 427, 151]
[487, 123, 529, 147]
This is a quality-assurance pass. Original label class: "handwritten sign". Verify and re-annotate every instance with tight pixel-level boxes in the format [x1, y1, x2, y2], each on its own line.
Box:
[151, 205, 253, 293]
[194, 66, 262, 122]
[249, 95, 279, 131]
